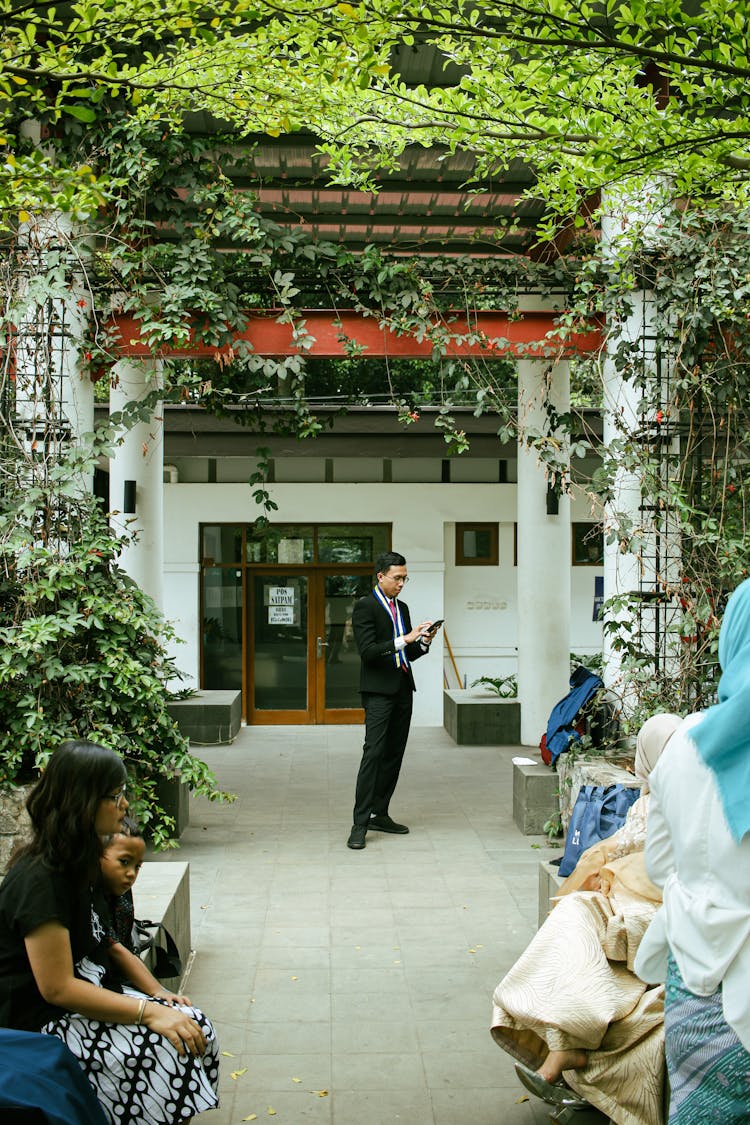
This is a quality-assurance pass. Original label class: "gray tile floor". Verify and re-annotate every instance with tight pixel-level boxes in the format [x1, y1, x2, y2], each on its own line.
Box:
[153, 724, 562, 1125]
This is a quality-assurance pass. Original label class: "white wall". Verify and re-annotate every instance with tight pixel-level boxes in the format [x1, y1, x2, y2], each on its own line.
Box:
[163, 480, 603, 727]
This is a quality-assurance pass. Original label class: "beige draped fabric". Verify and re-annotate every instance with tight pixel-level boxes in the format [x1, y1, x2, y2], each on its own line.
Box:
[491, 716, 682, 1124]
[491, 854, 665, 1125]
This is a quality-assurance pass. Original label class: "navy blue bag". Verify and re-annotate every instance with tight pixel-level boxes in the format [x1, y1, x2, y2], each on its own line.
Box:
[558, 782, 641, 877]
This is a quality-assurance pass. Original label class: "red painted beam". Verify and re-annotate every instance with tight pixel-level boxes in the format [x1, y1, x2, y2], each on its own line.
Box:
[109, 309, 603, 359]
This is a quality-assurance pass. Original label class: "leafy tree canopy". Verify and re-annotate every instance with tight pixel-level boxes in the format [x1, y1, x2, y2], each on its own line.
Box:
[3, 0, 750, 228]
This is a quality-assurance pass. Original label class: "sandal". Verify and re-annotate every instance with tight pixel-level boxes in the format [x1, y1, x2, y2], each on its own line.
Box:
[513, 1062, 591, 1109]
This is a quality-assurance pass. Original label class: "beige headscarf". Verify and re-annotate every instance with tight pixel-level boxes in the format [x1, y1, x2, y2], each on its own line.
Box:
[634, 712, 683, 792]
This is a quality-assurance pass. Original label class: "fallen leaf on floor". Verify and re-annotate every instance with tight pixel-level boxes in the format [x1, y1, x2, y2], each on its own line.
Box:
[311, 1090, 329, 1097]
[290, 976, 298, 981]
[267, 1107, 277, 1116]
[241, 1116, 257, 1121]
[515, 1095, 529, 1103]
[221, 1051, 236, 1057]
[468, 948, 477, 954]
[230, 1068, 248, 1080]
[292, 1077, 301, 1083]
[393, 960, 401, 965]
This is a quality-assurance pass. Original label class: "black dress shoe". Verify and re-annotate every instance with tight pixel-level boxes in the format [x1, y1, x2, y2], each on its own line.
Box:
[347, 825, 367, 849]
[368, 815, 409, 834]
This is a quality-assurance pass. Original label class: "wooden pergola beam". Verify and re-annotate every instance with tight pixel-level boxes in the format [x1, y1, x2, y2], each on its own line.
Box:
[110, 309, 603, 360]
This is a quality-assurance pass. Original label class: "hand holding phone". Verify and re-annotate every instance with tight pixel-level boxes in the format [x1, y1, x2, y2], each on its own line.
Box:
[424, 618, 444, 636]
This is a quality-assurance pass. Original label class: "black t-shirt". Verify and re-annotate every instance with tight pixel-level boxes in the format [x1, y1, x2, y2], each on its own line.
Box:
[0, 853, 110, 1031]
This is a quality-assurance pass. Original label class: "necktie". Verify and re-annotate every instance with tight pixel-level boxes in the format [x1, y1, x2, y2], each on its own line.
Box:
[389, 600, 409, 670]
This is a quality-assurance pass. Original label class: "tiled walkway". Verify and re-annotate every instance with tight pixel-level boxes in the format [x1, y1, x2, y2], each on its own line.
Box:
[155, 725, 559, 1125]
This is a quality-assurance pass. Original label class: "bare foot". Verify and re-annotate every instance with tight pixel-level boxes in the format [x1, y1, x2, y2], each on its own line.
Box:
[538, 1048, 588, 1083]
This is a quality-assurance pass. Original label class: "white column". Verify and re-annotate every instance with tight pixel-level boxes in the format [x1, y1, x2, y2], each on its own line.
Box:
[516, 358, 571, 745]
[109, 358, 164, 609]
[600, 183, 676, 700]
[600, 295, 646, 696]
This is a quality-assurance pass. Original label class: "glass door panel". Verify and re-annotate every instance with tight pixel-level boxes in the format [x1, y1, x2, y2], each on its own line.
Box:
[202, 567, 243, 690]
[252, 575, 309, 714]
[321, 573, 371, 716]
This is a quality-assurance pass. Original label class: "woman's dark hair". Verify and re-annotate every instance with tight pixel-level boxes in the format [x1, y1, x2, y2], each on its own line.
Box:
[18, 739, 126, 883]
[375, 550, 406, 576]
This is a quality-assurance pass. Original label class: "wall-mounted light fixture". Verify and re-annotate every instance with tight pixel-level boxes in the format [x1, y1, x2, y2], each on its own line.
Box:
[123, 479, 137, 514]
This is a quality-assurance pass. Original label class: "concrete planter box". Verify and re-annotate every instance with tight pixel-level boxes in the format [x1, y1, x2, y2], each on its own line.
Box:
[443, 689, 520, 745]
[167, 689, 242, 745]
[155, 775, 190, 840]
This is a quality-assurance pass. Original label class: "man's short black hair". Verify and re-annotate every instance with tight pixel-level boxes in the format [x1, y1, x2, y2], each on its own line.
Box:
[375, 550, 406, 575]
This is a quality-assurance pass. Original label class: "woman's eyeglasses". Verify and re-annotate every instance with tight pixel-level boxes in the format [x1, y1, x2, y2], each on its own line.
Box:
[102, 785, 127, 808]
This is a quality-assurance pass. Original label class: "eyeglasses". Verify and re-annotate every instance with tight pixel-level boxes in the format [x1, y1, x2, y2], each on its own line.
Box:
[102, 785, 127, 808]
[381, 574, 408, 584]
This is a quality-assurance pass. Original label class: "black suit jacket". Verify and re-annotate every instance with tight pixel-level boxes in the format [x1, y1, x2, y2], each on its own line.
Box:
[352, 591, 426, 695]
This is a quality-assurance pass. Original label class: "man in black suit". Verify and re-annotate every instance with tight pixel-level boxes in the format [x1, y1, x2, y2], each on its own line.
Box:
[347, 550, 438, 850]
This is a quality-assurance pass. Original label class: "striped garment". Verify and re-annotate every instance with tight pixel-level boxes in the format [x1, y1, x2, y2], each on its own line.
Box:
[665, 954, 750, 1123]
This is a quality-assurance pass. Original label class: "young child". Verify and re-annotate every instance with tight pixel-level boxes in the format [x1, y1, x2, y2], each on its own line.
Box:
[100, 821, 189, 1005]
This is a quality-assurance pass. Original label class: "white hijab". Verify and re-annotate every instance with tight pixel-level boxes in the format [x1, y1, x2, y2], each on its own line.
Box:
[634, 713, 683, 792]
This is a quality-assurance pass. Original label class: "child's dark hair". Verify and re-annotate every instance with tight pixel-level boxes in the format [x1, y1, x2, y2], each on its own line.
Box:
[102, 816, 144, 849]
[120, 815, 144, 840]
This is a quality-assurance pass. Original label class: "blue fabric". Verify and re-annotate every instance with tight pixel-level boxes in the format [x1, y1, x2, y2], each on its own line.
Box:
[558, 782, 641, 877]
[0, 1029, 108, 1125]
[545, 668, 603, 764]
[691, 577, 750, 841]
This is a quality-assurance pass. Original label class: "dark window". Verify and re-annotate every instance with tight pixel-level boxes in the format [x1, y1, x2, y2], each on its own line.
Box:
[456, 523, 499, 566]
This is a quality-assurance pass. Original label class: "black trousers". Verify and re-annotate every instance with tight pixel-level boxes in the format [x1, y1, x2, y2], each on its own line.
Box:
[353, 676, 413, 826]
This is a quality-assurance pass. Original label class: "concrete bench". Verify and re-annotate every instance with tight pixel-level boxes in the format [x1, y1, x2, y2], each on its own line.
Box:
[538, 858, 565, 926]
[443, 689, 521, 745]
[167, 689, 242, 745]
[133, 861, 192, 991]
[512, 760, 559, 835]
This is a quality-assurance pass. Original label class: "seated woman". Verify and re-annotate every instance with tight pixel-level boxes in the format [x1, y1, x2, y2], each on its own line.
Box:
[0, 739, 220, 1125]
[491, 713, 682, 1125]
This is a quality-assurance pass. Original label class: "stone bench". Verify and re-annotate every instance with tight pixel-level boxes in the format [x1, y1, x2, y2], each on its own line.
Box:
[167, 689, 242, 745]
[512, 760, 559, 835]
[538, 858, 565, 926]
[443, 689, 521, 745]
[133, 861, 192, 991]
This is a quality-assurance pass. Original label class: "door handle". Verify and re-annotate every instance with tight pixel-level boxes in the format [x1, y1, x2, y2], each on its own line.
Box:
[317, 636, 329, 659]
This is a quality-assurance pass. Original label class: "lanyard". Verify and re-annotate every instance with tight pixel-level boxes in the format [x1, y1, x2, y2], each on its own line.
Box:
[372, 586, 409, 668]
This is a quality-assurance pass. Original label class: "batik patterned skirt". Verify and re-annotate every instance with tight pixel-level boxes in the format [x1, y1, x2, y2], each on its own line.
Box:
[42, 992, 220, 1125]
[665, 954, 750, 1124]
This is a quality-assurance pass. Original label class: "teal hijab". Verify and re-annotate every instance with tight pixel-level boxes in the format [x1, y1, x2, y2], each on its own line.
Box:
[692, 577, 750, 842]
